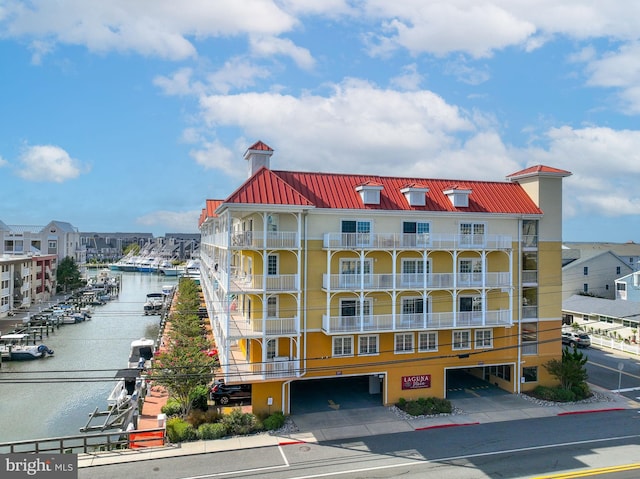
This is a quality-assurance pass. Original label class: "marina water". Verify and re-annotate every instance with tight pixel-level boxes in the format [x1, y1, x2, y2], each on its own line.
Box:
[0, 272, 178, 443]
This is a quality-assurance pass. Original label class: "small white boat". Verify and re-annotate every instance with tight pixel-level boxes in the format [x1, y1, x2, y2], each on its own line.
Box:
[0, 333, 54, 360]
[143, 293, 165, 315]
[128, 337, 155, 369]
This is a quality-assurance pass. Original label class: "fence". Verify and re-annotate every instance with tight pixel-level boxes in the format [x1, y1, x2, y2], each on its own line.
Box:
[0, 428, 167, 454]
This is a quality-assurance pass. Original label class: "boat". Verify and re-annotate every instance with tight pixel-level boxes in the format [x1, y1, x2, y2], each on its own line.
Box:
[128, 337, 155, 369]
[159, 264, 183, 276]
[143, 293, 165, 315]
[0, 333, 54, 360]
[181, 259, 201, 284]
[81, 338, 154, 433]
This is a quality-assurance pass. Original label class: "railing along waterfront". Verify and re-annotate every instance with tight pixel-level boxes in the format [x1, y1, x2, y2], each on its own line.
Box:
[0, 428, 167, 454]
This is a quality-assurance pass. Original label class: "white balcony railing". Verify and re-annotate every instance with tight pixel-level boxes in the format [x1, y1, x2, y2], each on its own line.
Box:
[323, 233, 512, 250]
[229, 274, 299, 292]
[322, 272, 511, 290]
[322, 309, 512, 334]
[230, 231, 299, 249]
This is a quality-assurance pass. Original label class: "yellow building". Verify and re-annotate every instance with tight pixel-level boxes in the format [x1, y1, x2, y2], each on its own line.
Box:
[198, 141, 571, 416]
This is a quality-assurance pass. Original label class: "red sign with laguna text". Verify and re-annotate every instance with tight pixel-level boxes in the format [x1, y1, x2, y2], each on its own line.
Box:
[401, 375, 431, 390]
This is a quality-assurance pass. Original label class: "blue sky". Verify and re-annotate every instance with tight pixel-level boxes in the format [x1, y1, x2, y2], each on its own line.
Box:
[1, 1, 640, 241]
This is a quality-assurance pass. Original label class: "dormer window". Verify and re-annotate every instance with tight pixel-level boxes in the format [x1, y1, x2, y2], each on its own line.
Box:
[400, 184, 429, 207]
[355, 182, 383, 205]
[443, 186, 472, 208]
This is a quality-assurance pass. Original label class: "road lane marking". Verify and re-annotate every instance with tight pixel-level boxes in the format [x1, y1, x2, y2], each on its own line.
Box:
[531, 462, 640, 478]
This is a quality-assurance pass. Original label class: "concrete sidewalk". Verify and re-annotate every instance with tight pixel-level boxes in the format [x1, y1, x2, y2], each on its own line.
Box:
[78, 384, 638, 468]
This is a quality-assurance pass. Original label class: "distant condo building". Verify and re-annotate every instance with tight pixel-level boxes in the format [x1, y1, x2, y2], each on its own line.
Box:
[197, 142, 572, 416]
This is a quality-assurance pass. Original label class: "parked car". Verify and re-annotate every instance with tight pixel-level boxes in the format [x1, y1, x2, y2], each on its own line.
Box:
[562, 330, 591, 348]
[210, 381, 252, 405]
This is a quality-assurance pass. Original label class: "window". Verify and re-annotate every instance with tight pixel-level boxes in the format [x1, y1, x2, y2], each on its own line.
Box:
[489, 365, 511, 381]
[340, 299, 372, 329]
[522, 323, 538, 355]
[583, 283, 588, 293]
[459, 258, 482, 284]
[341, 220, 372, 247]
[267, 255, 278, 275]
[522, 220, 538, 247]
[418, 332, 437, 352]
[583, 266, 589, 276]
[359, 335, 378, 355]
[523, 367, 538, 382]
[266, 339, 277, 360]
[617, 283, 626, 291]
[333, 336, 353, 357]
[459, 223, 485, 246]
[459, 296, 482, 323]
[340, 259, 372, 287]
[475, 329, 492, 348]
[394, 333, 414, 353]
[616, 266, 621, 275]
[452, 330, 471, 350]
[402, 221, 430, 246]
[267, 214, 279, 232]
[401, 297, 426, 326]
[401, 258, 429, 286]
[267, 296, 277, 318]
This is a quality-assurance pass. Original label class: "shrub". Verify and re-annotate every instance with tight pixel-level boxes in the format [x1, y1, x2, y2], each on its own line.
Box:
[190, 385, 211, 412]
[188, 408, 222, 428]
[166, 417, 197, 443]
[161, 399, 182, 417]
[220, 408, 261, 436]
[396, 397, 452, 416]
[197, 422, 227, 440]
[263, 411, 286, 431]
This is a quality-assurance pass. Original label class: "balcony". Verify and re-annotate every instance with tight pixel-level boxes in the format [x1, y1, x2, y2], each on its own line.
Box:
[322, 272, 511, 291]
[323, 232, 512, 250]
[214, 331, 300, 382]
[220, 310, 299, 339]
[229, 274, 299, 293]
[230, 231, 299, 249]
[322, 309, 512, 334]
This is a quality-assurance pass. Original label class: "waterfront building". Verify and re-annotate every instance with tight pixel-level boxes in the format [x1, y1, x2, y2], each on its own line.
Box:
[198, 141, 571, 416]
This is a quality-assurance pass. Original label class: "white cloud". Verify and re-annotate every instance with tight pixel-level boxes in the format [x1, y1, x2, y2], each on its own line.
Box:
[249, 35, 315, 70]
[136, 209, 201, 233]
[16, 145, 87, 182]
[522, 126, 640, 218]
[154, 67, 200, 96]
[0, 154, 7, 167]
[1, 0, 298, 61]
[189, 140, 239, 177]
[194, 80, 535, 179]
[206, 57, 272, 94]
[389, 64, 424, 91]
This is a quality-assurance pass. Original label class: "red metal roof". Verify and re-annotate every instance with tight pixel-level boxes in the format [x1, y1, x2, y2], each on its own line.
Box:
[507, 165, 572, 180]
[199, 199, 223, 226]
[246, 141, 273, 152]
[225, 167, 314, 207]
[242, 170, 544, 214]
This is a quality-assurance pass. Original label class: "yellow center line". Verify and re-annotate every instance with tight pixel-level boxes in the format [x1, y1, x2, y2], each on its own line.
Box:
[531, 463, 640, 479]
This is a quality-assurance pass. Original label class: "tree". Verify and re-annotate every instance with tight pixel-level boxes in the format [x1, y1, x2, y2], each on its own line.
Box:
[148, 278, 217, 417]
[56, 256, 83, 292]
[544, 346, 589, 394]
